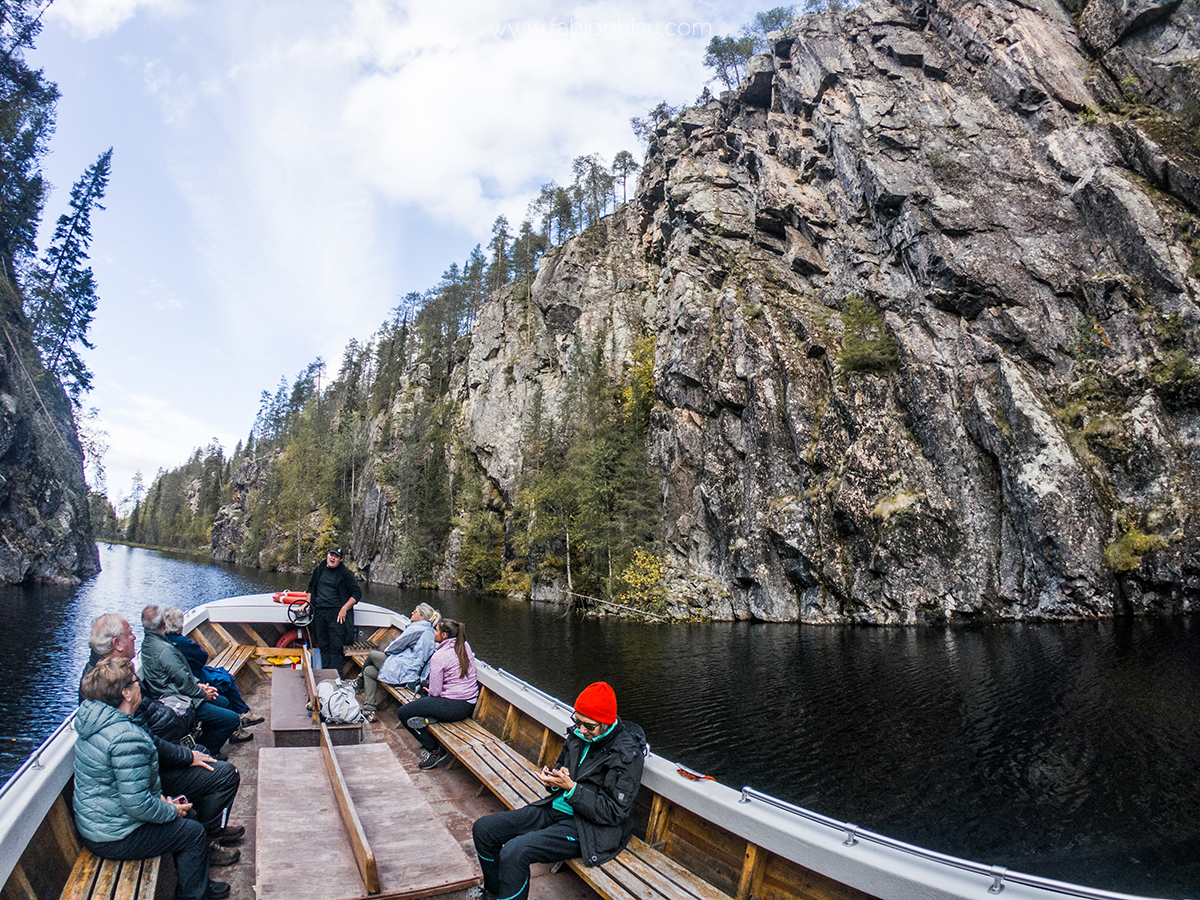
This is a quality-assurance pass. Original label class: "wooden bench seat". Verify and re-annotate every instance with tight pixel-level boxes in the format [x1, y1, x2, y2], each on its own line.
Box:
[208, 642, 255, 677]
[381, 683, 736, 900]
[60, 848, 161, 900]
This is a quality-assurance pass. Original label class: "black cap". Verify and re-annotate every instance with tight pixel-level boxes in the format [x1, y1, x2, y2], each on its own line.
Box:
[328, 546, 343, 558]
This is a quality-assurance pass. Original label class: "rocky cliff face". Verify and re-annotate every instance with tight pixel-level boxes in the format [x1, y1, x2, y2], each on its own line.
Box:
[218, 0, 1200, 622]
[458, 0, 1200, 622]
[0, 279, 100, 584]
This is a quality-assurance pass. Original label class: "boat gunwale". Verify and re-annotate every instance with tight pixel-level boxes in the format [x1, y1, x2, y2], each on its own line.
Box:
[0, 593, 1172, 900]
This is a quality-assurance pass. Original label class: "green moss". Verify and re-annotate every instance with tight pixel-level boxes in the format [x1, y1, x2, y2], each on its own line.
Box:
[837, 294, 899, 375]
[1150, 350, 1200, 409]
[1104, 527, 1168, 572]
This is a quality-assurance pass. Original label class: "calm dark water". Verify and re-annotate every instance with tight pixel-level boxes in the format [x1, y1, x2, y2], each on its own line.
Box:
[2, 545, 1198, 897]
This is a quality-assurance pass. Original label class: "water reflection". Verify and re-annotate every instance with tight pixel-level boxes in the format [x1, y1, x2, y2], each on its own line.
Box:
[1, 547, 1198, 896]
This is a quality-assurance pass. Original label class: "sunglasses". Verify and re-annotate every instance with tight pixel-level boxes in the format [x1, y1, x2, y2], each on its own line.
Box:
[572, 715, 604, 733]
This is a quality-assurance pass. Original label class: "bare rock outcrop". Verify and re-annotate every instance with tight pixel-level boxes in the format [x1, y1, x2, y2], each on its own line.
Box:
[458, 0, 1200, 621]
[0, 281, 99, 584]
[212, 0, 1199, 623]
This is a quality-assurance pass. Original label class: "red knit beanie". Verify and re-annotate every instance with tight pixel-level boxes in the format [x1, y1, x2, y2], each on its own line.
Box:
[574, 682, 618, 724]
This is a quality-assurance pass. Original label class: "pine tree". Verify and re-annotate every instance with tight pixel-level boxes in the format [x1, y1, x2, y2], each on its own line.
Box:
[487, 215, 512, 292]
[629, 102, 680, 145]
[571, 154, 614, 227]
[0, 0, 59, 285]
[703, 35, 756, 91]
[742, 6, 796, 53]
[26, 147, 112, 401]
[611, 151, 639, 203]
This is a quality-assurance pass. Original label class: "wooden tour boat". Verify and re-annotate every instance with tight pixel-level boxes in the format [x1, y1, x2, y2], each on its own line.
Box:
[0, 594, 1166, 900]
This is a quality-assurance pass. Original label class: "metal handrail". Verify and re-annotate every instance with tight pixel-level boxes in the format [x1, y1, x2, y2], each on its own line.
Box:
[0, 713, 76, 801]
[737, 788, 1163, 900]
[493, 667, 573, 713]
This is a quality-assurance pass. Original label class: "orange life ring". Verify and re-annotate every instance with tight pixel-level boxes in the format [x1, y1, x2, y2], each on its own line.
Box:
[272, 591, 309, 604]
[276, 630, 305, 649]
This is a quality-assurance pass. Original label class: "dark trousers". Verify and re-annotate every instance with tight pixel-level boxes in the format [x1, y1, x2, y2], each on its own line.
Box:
[196, 696, 240, 754]
[204, 666, 251, 714]
[311, 606, 354, 675]
[161, 758, 240, 834]
[473, 804, 580, 900]
[397, 696, 476, 751]
[83, 817, 209, 900]
[219, 679, 250, 714]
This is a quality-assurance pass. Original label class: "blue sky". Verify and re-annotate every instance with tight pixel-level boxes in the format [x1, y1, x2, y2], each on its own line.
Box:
[29, 0, 763, 510]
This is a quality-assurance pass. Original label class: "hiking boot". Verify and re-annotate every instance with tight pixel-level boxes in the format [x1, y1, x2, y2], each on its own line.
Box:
[211, 824, 245, 844]
[228, 727, 254, 743]
[418, 746, 448, 769]
[240, 713, 265, 727]
[208, 842, 240, 867]
[205, 880, 231, 899]
[406, 715, 435, 731]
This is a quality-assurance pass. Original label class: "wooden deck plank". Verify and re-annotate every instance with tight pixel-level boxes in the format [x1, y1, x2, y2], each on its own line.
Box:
[240, 623, 270, 647]
[257, 744, 480, 900]
[257, 747, 365, 900]
[135, 857, 161, 900]
[619, 839, 731, 900]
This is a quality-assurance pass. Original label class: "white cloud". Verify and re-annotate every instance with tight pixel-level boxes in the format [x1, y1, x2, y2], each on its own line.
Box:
[37, 0, 763, 499]
[96, 385, 241, 506]
[48, 0, 184, 40]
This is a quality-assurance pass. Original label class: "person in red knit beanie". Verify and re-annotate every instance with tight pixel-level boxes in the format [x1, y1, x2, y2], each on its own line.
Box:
[472, 682, 647, 900]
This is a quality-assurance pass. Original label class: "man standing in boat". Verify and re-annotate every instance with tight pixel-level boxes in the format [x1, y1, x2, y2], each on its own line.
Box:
[472, 682, 647, 900]
[306, 545, 363, 678]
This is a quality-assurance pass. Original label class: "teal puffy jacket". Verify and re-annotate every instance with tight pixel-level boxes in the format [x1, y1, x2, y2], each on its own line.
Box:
[73, 700, 176, 842]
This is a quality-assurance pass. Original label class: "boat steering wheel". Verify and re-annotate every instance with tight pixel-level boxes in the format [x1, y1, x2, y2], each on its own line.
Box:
[287, 599, 314, 627]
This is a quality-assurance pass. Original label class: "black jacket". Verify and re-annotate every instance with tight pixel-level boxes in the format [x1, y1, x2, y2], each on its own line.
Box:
[306, 560, 363, 610]
[537, 718, 647, 866]
[79, 650, 194, 769]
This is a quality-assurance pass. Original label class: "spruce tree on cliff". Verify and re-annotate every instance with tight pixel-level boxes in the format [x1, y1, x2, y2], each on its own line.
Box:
[26, 147, 112, 401]
[0, 0, 59, 287]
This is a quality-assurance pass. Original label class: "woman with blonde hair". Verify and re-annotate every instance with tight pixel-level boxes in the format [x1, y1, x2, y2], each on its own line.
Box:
[396, 618, 478, 769]
[357, 602, 441, 722]
[161, 606, 261, 734]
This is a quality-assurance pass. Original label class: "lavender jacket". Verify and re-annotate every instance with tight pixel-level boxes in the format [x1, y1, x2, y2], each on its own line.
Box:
[427, 638, 479, 702]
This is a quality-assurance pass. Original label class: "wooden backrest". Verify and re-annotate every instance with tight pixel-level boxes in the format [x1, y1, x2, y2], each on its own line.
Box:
[319, 724, 380, 894]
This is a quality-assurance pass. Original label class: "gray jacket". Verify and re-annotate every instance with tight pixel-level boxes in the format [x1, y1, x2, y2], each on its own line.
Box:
[139, 630, 206, 708]
[378, 619, 437, 685]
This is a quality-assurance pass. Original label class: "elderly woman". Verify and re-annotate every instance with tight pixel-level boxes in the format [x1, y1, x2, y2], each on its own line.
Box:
[396, 618, 478, 769]
[76, 657, 228, 900]
[357, 602, 441, 722]
[162, 606, 261, 732]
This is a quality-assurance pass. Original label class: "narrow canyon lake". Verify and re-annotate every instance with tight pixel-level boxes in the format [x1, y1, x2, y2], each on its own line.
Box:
[1, 543, 1198, 897]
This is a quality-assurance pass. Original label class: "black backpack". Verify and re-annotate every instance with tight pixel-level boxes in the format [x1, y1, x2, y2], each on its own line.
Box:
[134, 695, 194, 743]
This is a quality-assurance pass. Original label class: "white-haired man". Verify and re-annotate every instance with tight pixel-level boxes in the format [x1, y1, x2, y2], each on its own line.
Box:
[80, 613, 245, 868]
